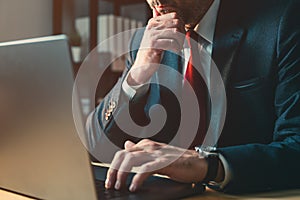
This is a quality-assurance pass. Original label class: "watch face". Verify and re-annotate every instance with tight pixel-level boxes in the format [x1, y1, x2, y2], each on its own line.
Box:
[195, 146, 217, 157]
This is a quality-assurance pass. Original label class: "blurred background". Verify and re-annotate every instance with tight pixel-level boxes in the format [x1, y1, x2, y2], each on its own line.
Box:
[0, 0, 151, 116]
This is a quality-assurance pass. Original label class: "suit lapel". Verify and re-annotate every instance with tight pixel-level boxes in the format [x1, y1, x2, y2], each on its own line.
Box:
[212, 0, 246, 88]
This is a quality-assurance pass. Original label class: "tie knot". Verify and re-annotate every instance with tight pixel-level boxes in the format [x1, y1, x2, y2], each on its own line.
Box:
[186, 30, 209, 50]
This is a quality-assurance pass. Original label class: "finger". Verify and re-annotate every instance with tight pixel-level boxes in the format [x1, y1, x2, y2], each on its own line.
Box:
[129, 172, 152, 192]
[147, 16, 183, 28]
[129, 160, 165, 192]
[124, 140, 135, 150]
[140, 31, 184, 52]
[116, 152, 153, 190]
[150, 38, 182, 53]
[105, 150, 126, 189]
[155, 12, 180, 21]
[114, 154, 134, 190]
[134, 139, 166, 153]
[105, 168, 116, 189]
[135, 139, 153, 146]
[114, 171, 130, 190]
[147, 12, 183, 30]
[153, 7, 160, 17]
[154, 28, 185, 39]
[136, 139, 164, 146]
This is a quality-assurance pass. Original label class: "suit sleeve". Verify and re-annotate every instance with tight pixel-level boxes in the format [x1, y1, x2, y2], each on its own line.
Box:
[218, 0, 300, 193]
[85, 30, 154, 157]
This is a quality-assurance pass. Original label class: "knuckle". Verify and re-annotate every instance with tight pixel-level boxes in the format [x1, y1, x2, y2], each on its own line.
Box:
[124, 153, 135, 163]
[146, 21, 155, 29]
[161, 20, 168, 27]
[147, 142, 159, 150]
[173, 27, 179, 33]
[114, 150, 125, 158]
[173, 19, 179, 25]
[146, 23, 152, 30]
[171, 12, 178, 19]
[140, 165, 151, 173]
[141, 139, 151, 143]
[148, 18, 155, 24]
[153, 149, 163, 156]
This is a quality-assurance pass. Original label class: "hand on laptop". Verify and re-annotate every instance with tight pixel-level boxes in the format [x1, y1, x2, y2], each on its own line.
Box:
[105, 139, 208, 192]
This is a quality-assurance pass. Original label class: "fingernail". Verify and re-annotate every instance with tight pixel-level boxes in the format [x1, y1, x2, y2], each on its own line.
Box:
[115, 180, 121, 190]
[105, 179, 111, 189]
[129, 184, 137, 192]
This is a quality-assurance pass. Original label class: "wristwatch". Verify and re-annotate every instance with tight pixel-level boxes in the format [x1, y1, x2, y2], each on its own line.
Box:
[195, 146, 219, 183]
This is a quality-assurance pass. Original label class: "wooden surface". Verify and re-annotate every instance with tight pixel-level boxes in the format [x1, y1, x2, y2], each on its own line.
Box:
[1, 188, 300, 200]
[0, 190, 35, 200]
[186, 188, 300, 200]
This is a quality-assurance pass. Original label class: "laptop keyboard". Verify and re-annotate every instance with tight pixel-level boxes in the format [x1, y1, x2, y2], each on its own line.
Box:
[92, 165, 205, 200]
[95, 179, 133, 199]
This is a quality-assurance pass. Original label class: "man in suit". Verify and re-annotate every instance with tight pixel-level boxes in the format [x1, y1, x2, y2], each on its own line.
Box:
[86, 0, 300, 194]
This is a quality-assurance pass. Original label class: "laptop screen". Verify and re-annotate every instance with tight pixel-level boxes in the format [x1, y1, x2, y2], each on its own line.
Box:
[0, 35, 97, 200]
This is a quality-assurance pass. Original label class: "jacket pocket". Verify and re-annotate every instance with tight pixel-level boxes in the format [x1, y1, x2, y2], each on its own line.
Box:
[233, 77, 265, 91]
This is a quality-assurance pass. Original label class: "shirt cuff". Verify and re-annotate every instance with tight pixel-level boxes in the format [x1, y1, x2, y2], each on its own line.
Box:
[122, 71, 150, 100]
[218, 153, 232, 188]
[208, 153, 232, 189]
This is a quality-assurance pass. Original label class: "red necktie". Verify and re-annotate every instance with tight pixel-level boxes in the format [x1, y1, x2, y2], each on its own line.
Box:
[184, 30, 208, 149]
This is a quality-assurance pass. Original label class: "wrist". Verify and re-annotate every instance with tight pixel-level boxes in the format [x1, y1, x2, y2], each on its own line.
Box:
[202, 153, 219, 183]
[135, 48, 163, 65]
[128, 48, 164, 85]
[127, 71, 144, 86]
[195, 146, 224, 183]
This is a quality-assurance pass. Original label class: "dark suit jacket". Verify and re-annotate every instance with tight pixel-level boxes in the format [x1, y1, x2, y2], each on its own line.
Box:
[87, 0, 300, 193]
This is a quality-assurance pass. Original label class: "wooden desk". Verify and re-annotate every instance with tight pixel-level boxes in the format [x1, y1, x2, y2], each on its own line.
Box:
[1, 188, 300, 200]
[186, 188, 300, 200]
[0, 190, 34, 200]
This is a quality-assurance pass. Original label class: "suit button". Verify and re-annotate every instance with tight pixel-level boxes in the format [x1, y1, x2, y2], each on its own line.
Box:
[107, 107, 113, 113]
[105, 101, 117, 121]
[105, 111, 111, 121]
[111, 101, 116, 108]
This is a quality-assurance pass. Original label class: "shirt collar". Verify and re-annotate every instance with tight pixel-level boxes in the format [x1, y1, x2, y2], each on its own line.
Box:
[194, 0, 220, 44]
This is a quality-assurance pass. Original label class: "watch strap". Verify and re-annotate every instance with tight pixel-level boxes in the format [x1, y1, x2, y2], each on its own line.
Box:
[203, 153, 219, 183]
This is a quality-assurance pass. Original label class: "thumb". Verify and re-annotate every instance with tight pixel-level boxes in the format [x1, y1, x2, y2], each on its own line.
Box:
[153, 8, 160, 17]
[124, 140, 135, 150]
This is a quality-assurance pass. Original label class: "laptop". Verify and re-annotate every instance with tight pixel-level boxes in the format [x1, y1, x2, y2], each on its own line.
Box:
[0, 35, 205, 200]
